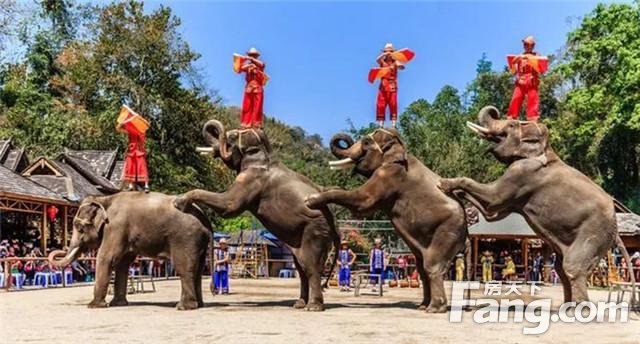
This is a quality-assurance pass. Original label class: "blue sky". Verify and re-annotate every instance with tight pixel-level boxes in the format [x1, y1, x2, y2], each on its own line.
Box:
[153, 1, 606, 143]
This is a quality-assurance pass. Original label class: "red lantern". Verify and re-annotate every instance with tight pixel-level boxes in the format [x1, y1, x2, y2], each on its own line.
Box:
[47, 205, 59, 222]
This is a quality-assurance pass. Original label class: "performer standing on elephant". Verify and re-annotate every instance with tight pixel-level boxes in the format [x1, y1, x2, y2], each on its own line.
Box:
[338, 239, 356, 291]
[375, 43, 404, 128]
[455, 253, 465, 282]
[369, 238, 386, 290]
[506, 36, 548, 121]
[481, 250, 494, 282]
[213, 238, 230, 295]
[235, 47, 267, 129]
[116, 105, 150, 193]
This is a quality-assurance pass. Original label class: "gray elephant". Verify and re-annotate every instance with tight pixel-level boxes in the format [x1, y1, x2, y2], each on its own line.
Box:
[174, 120, 339, 311]
[305, 128, 467, 313]
[50, 192, 211, 310]
[438, 106, 637, 305]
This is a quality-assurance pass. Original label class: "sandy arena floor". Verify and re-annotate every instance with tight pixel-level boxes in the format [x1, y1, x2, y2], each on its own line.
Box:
[1, 278, 638, 343]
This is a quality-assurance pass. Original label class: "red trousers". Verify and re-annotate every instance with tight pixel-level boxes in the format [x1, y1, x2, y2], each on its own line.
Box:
[376, 90, 397, 121]
[123, 152, 149, 183]
[507, 83, 539, 121]
[241, 91, 264, 127]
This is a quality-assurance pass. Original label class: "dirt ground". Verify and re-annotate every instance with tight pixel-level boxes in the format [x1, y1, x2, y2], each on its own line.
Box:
[1, 278, 638, 344]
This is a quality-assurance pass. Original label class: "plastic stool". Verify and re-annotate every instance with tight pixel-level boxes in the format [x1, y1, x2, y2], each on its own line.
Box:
[64, 270, 73, 284]
[0, 274, 4, 287]
[11, 273, 25, 289]
[279, 269, 293, 278]
[34, 272, 56, 287]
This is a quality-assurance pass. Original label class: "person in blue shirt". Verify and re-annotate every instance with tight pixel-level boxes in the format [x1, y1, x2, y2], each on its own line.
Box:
[369, 238, 386, 291]
[338, 239, 356, 291]
[213, 238, 231, 294]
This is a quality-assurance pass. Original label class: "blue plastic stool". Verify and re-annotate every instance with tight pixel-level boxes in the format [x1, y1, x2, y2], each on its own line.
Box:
[52, 271, 63, 285]
[64, 270, 73, 284]
[11, 273, 25, 289]
[0, 274, 4, 287]
[34, 272, 56, 287]
[279, 269, 294, 278]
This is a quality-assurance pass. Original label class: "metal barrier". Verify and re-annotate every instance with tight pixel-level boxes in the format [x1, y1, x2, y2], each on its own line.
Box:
[0, 256, 179, 292]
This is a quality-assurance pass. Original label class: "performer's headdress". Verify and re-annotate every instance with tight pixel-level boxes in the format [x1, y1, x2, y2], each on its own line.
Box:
[247, 47, 260, 56]
[382, 43, 394, 52]
[374, 238, 382, 245]
[219, 238, 228, 245]
[341, 239, 348, 245]
[522, 36, 536, 45]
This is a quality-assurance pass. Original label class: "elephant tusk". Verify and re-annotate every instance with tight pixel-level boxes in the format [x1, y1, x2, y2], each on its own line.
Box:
[328, 157, 354, 166]
[330, 164, 354, 171]
[196, 146, 214, 154]
[466, 121, 490, 134]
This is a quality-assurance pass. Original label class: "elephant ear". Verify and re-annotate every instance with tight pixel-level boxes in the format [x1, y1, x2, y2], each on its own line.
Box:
[79, 196, 109, 237]
[381, 129, 408, 170]
[515, 122, 549, 161]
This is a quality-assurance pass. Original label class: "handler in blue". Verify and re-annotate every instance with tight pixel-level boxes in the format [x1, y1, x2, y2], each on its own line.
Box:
[338, 239, 356, 291]
[213, 238, 231, 294]
[369, 238, 386, 291]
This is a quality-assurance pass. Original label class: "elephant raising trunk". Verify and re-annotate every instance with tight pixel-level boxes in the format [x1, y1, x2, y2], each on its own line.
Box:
[328, 133, 360, 170]
[197, 120, 232, 161]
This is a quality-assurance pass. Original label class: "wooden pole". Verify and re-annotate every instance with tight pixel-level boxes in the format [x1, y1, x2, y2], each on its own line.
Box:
[41, 204, 48, 253]
[523, 238, 529, 282]
[472, 237, 479, 281]
[63, 206, 68, 247]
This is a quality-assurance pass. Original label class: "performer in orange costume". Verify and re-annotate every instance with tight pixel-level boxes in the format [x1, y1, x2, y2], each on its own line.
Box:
[376, 43, 405, 128]
[507, 36, 545, 121]
[117, 121, 149, 193]
[240, 47, 266, 128]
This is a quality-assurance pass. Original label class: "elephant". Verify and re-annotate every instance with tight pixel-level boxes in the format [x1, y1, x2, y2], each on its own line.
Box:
[49, 192, 211, 310]
[438, 105, 637, 305]
[305, 128, 467, 313]
[174, 120, 339, 311]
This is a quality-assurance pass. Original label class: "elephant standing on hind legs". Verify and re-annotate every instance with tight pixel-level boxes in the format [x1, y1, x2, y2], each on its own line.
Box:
[49, 192, 211, 310]
[305, 128, 467, 313]
[174, 120, 340, 312]
[438, 106, 637, 306]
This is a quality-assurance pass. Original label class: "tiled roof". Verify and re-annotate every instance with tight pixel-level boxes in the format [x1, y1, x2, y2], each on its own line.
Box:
[469, 210, 640, 237]
[63, 149, 118, 178]
[59, 153, 120, 193]
[0, 139, 27, 172]
[0, 164, 65, 201]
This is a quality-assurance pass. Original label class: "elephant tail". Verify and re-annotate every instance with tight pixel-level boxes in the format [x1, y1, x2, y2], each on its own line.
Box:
[322, 218, 341, 290]
[615, 234, 638, 311]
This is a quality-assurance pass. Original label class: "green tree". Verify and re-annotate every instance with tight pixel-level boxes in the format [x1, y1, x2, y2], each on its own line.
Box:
[549, 1, 640, 209]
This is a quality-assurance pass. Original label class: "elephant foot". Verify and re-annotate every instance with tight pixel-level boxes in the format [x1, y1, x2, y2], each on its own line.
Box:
[293, 299, 307, 309]
[87, 300, 108, 309]
[197, 300, 205, 308]
[176, 300, 199, 310]
[425, 304, 448, 314]
[109, 299, 129, 307]
[305, 303, 325, 312]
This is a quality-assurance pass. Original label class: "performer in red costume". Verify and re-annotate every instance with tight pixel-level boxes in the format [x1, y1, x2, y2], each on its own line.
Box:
[506, 36, 548, 121]
[238, 47, 266, 128]
[375, 43, 405, 128]
[117, 106, 150, 193]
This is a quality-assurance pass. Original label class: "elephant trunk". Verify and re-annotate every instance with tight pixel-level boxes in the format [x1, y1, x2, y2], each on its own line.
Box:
[329, 133, 360, 170]
[203, 120, 231, 161]
[48, 246, 80, 267]
[477, 105, 501, 128]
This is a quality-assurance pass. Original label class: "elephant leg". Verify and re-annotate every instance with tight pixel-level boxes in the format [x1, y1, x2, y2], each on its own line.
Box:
[194, 251, 205, 307]
[554, 253, 571, 303]
[300, 246, 326, 312]
[562, 241, 603, 304]
[110, 254, 134, 307]
[414, 255, 430, 310]
[89, 252, 113, 308]
[173, 254, 199, 310]
[292, 255, 309, 309]
[423, 249, 448, 313]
